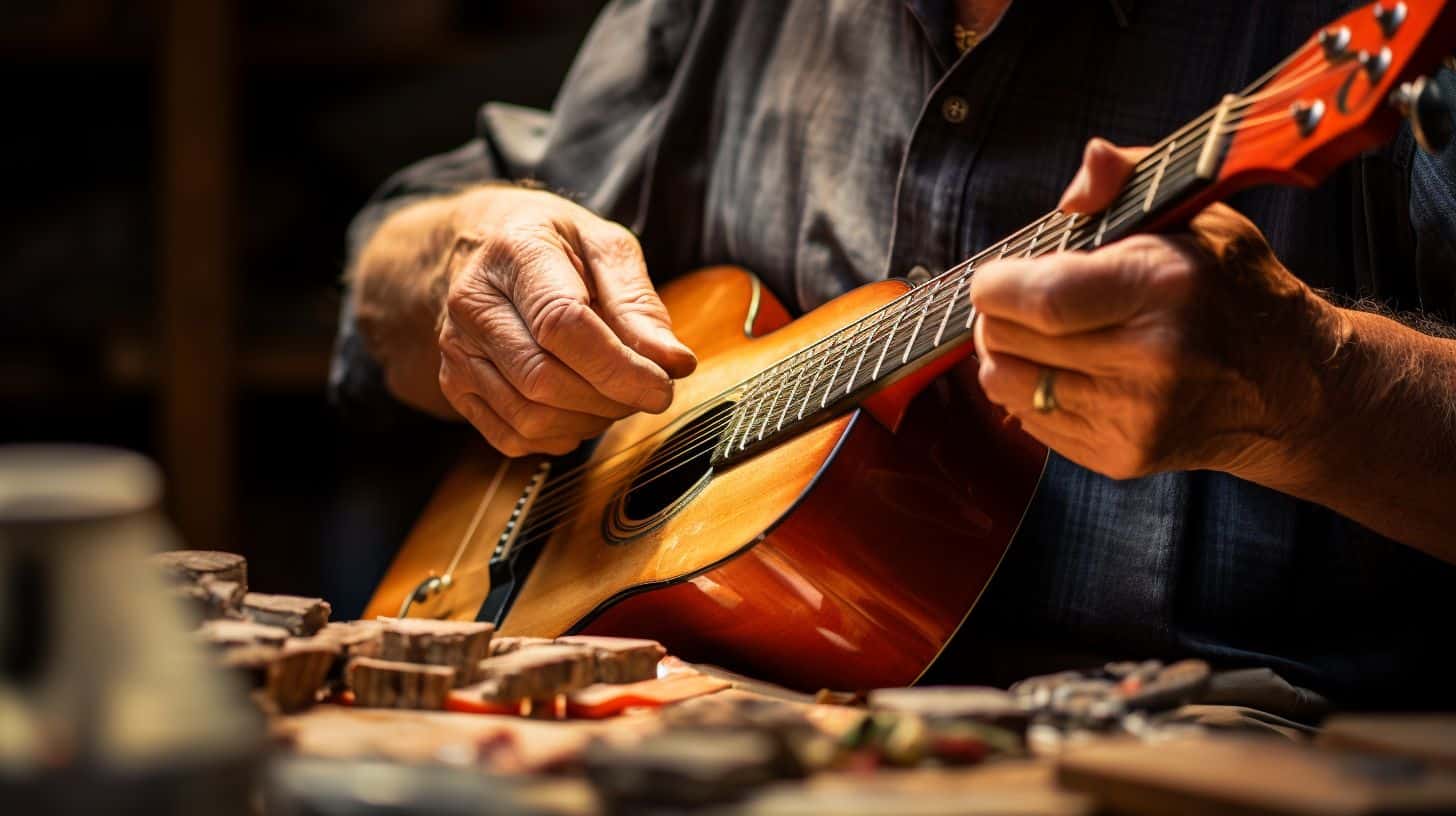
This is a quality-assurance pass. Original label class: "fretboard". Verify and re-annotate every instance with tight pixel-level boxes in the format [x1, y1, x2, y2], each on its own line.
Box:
[712, 95, 1240, 466]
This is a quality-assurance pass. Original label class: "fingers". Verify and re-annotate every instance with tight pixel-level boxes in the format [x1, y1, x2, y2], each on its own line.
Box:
[494, 231, 677, 413]
[450, 351, 613, 438]
[1058, 138, 1153, 215]
[975, 348, 1096, 418]
[442, 287, 635, 419]
[976, 314, 1160, 377]
[971, 247, 1150, 336]
[452, 392, 587, 458]
[582, 226, 697, 379]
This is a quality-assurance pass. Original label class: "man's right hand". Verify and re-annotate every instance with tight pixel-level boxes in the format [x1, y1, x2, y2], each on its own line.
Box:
[435, 186, 696, 456]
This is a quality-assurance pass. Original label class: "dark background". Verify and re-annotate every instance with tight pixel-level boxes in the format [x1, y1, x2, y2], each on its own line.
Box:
[3, 0, 607, 617]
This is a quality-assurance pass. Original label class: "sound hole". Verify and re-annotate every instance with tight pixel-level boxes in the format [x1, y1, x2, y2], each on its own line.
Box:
[608, 401, 733, 541]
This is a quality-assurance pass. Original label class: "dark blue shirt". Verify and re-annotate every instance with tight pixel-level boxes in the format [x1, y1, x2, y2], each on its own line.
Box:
[335, 0, 1456, 705]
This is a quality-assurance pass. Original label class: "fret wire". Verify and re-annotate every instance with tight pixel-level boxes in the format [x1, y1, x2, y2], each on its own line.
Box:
[799, 333, 838, 420]
[767, 363, 794, 435]
[738, 375, 771, 450]
[1144, 138, 1176, 212]
[822, 322, 863, 407]
[932, 273, 962, 348]
[1025, 218, 1047, 256]
[1058, 214, 1080, 251]
[903, 276, 940, 364]
[871, 297, 913, 380]
[845, 318, 883, 395]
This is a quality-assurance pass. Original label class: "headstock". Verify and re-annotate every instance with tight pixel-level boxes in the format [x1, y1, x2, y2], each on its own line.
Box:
[1212, 1, 1456, 192]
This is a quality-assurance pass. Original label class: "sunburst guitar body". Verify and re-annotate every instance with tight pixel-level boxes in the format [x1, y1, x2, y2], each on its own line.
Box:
[367, 266, 1045, 691]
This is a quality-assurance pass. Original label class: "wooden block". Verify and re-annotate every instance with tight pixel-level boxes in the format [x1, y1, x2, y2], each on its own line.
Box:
[151, 549, 246, 590]
[1319, 715, 1456, 773]
[463, 644, 595, 701]
[268, 642, 337, 713]
[555, 635, 665, 684]
[304, 620, 383, 659]
[199, 618, 291, 648]
[243, 592, 331, 636]
[1057, 735, 1456, 816]
[172, 575, 245, 620]
[489, 636, 554, 657]
[346, 656, 457, 710]
[375, 618, 494, 686]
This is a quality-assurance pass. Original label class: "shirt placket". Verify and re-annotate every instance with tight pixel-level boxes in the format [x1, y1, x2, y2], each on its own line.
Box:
[886, 3, 1031, 284]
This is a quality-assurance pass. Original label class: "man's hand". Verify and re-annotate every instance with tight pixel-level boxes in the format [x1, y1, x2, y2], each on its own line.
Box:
[968, 139, 1341, 483]
[436, 186, 696, 456]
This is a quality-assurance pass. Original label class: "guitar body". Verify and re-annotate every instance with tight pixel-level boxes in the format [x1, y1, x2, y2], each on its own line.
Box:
[367, 266, 1046, 691]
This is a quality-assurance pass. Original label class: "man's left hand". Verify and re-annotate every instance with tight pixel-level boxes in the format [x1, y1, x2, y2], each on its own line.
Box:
[968, 138, 1343, 482]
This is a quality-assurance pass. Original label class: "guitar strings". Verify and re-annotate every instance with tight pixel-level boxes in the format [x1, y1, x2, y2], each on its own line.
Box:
[494, 38, 1344, 551]
[508, 80, 1325, 537]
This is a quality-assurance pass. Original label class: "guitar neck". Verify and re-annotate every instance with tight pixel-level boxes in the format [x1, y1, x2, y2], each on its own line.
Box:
[712, 100, 1237, 465]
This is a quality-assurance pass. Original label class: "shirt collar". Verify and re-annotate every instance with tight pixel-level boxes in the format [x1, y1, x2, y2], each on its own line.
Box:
[903, 0, 1136, 70]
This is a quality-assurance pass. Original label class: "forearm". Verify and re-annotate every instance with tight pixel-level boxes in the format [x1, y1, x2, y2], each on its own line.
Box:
[349, 190, 496, 418]
[1237, 300, 1456, 563]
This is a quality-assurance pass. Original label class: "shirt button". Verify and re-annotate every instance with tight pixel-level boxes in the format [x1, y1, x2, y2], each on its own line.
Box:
[941, 95, 969, 124]
[906, 265, 933, 285]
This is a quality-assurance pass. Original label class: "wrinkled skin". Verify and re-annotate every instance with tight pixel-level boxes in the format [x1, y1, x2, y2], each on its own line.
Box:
[437, 187, 697, 456]
[968, 139, 1338, 482]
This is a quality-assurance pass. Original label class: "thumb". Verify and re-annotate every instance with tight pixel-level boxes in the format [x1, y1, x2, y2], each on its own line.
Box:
[582, 228, 698, 379]
[1058, 138, 1152, 215]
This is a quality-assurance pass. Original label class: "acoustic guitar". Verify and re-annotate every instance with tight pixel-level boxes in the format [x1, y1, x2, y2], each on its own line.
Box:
[367, 1, 1456, 691]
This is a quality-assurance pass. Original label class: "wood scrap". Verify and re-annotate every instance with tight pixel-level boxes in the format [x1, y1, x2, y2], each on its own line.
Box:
[488, 636, 553, 657]
[243, 592, 331, 636]
[461, 644, 595, 702]
[219, 642, 335, 713]
[374, 618, 494, 686]
[347, 656, 456, 710]
[172, 575, 245, 620]
[303, 620, 383, 659]
[555, 635, 665, 683]
[151, 549, 247, 590]
[269, 642, 338, 713]
[199, 618, 291, 648]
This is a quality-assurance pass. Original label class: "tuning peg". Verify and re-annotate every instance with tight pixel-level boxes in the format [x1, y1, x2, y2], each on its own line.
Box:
[1391, 76, 1454, 154]
[1373, 2, 1407, 38]
[1318, 26, 1351, 59]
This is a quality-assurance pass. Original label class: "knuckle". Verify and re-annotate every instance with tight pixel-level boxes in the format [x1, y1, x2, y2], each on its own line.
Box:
[1028, 281, 1067, 330]
[529, 294, 590, 349]
[514, 407, 558, 439]
[516, 351, 558, 403]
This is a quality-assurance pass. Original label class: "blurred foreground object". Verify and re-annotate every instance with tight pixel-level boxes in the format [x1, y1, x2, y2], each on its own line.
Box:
[0, 444, 259, 813]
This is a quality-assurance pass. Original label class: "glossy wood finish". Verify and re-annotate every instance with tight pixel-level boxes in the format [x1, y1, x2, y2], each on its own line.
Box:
[369, 266, 1046, 691]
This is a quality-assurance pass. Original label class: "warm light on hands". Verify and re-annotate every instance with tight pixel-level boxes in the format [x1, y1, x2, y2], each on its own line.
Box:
[968, 139, 1329, 480]
[438, 187, 697, 457]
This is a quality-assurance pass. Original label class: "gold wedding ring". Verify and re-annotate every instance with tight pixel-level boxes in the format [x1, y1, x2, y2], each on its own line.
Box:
[1033, 368, 1059, 414]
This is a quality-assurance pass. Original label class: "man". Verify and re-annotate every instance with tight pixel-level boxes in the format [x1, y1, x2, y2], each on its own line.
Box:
[335, 1, 1456, 707]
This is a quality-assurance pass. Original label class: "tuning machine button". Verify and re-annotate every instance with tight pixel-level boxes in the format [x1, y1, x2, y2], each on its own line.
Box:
[1318, 26, 1352, 59]
[1391, 76, 1454, 154]
[1290, 100, 1326, 136]
[1374, 2, 1407, 38]
[1358, 47, 1392, 82]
